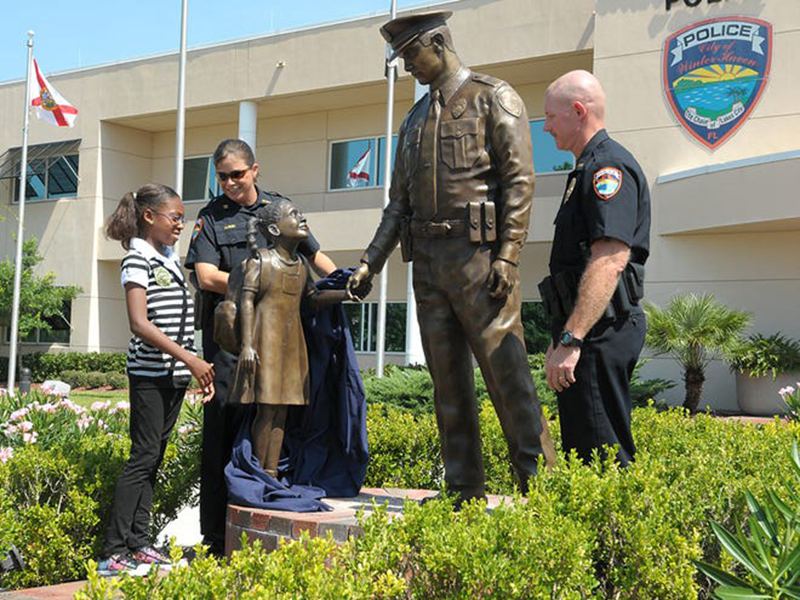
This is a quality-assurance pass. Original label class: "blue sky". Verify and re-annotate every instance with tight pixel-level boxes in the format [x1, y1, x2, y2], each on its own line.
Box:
[0, 0, 443, 83]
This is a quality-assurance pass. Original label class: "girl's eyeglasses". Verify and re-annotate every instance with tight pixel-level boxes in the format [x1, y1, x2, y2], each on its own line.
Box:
[155, 212, 186, 225]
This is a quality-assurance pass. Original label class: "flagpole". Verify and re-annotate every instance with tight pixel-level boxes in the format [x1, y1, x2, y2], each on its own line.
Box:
[7, 31, 35, 397]
[175, 0, 188, 197]
[375, 0, 398, 378]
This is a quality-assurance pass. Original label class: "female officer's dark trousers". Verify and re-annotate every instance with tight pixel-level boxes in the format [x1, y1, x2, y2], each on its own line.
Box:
[103, 375, 185, 556]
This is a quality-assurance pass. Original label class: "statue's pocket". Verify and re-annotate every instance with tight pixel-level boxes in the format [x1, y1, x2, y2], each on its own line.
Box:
[439, 118, 482, 170]
[282, 273, 302, 295]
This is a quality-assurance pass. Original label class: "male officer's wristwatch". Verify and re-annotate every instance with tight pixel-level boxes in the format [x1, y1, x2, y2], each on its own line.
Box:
[559, 330, 583, 348]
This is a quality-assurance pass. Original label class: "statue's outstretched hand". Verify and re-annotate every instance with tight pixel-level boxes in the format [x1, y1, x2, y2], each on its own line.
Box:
[347, 263, 373, 301]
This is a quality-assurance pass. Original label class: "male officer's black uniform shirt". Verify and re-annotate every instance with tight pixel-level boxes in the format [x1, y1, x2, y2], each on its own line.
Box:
[549, 129, 650, 276]
[186, 187, 320, 327]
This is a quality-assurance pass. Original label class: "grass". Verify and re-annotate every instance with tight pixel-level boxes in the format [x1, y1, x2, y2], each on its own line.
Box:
[69, 388, 128, 408]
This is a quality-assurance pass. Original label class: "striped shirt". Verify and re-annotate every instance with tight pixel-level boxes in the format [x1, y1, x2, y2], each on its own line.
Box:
[120, 238, 195, 381]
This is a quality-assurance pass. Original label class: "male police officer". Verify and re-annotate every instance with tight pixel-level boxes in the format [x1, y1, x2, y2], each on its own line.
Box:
[186, 139, 336, 555]
[348, 11, 555, 506]
[540, 70, 651, 466]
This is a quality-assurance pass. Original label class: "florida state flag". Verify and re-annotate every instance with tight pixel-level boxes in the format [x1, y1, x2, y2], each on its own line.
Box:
[28, 59, 78, 128]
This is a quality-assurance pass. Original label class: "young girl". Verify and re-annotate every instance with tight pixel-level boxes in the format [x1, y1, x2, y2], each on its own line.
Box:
[99, 183, 214, 575]
[233, 197, 352, 477]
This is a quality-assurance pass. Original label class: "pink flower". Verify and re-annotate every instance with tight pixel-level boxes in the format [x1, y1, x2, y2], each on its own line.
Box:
[177, 424, 195, 435]
[18, 421, 33, 433]
[8, 408, 29, 421]
[59, 399, 85, 414]
[2, 423, 19, 435]
[22, 431, 38, 444]
[38, 403, 57, 414]
[76, 415, 93, 431]
[0, 447, 13, 463]
[115, 401, 130, 411]
[779, 386, 796, 397]
[90, 401, 110, 412]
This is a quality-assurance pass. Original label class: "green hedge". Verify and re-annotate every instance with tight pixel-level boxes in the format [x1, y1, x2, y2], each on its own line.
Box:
[0, 390, 201, 590]
[60, 370, 128, 390]
[77, 405, 799, 599]
[0, 352, 127, 383]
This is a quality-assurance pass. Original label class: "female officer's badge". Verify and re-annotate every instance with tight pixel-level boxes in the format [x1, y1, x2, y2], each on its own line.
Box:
[593, 167, 622, 200]
[663, 17, 772, 150]
[154, 266, 172, 288]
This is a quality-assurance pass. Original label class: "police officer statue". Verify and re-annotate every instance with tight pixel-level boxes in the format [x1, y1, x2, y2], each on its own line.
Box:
[348, 11, 555, 506]
[186, 139, 335, 555]
[540, 70, 651, 466]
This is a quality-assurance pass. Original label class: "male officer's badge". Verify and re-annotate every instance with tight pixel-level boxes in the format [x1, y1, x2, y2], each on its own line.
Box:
[497, 87, 523, 118]
[191, 217, 203, 242]
[451, 98, 467, 119]
[154, 266, 172, 288]
[593, 167, 623, 200]
[663, 17, 772, 150]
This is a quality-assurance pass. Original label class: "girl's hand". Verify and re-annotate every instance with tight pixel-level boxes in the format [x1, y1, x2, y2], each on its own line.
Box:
[188, 357, 215, 389]
[199, 382, 215, 404]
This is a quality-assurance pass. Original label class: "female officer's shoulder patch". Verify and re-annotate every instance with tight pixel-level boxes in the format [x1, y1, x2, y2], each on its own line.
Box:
[191, 217, 204, 242]
[592, 167, 623, 200]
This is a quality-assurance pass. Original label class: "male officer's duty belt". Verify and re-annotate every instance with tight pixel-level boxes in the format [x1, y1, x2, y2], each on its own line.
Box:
[410, 219, 468, 238]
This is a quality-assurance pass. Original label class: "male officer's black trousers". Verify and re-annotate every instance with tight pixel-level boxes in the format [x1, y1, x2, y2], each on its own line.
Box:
[555, 310, 646, 467]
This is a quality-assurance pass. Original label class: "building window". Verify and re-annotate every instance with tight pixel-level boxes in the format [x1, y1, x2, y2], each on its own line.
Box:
[329, 135, 398, 191]
[343, 301, 406, 353]
[4, 300, 72, 345]
[183, 156, 220, 203]
[530, 119, 574, 174]
[5, 141, 81, 203]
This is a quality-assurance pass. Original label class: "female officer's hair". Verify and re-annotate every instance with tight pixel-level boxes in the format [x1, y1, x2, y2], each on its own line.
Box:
[213, 138, 256, 168]
[249, 197, 293, 255]
[105, 183, 179, 250]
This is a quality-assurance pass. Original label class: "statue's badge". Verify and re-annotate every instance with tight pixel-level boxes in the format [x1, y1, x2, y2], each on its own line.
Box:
[451, 98, 467, 119]
[497, 87, 523, 118]
[592, 167, 623, 201]
[154, 266, 172, 288]
[663, 17, 772, 150]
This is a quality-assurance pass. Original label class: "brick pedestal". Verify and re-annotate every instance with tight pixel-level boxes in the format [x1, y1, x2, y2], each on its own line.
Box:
[225, 487, 514, 555]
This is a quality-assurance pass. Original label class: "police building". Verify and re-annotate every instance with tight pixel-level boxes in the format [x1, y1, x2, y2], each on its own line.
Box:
[0, 0, 797, 412]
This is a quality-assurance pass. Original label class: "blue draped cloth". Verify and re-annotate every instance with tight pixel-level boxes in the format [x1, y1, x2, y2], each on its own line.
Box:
[224, 269, 369, 512]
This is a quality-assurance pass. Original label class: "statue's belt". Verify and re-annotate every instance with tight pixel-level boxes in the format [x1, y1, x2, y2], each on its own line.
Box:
[409, 219, 468, 238]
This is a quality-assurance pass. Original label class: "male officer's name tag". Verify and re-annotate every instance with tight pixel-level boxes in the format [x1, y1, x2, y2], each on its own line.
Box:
[562, 177, 577, 204]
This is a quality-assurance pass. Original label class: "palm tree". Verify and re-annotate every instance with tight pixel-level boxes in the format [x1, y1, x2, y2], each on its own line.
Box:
[644, 294, 750, 413]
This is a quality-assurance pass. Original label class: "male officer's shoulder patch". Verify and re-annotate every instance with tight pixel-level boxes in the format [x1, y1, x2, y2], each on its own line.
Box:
[496, 86, 523, 118]
[592, 167, 623, 201]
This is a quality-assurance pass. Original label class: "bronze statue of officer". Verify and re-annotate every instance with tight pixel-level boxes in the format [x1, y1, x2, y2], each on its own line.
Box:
[348, 11, 555, 506]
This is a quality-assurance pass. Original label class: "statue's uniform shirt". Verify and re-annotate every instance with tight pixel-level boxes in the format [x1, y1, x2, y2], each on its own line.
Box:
[361, 67, 548, 498]
[549, 129, 651, 466]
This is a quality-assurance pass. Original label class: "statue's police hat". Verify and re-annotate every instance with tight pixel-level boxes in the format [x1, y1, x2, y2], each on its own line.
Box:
[381, 11, 452, 61]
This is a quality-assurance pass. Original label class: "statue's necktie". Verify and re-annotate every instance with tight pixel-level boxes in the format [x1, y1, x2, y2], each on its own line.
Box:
[418, 89, 442, 220]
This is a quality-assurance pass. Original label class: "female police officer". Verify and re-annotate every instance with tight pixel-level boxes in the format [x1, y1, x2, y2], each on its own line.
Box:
[186, 139, 336, 555]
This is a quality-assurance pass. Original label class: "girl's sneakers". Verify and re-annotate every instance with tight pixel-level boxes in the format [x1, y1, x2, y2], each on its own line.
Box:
[97, 553, 150, 577]
[131, 545, 170, 565]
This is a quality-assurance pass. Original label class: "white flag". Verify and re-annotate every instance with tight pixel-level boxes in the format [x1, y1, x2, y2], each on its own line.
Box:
[347, 148, 371, 187]
[29, 58, 78, 128]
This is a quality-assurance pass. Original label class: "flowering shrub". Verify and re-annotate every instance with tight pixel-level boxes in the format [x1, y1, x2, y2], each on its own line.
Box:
[0, 390, 202, 589]
[779, 383, 800, 422]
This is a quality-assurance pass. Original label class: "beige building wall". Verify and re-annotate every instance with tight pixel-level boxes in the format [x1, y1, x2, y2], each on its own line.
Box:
[1, 0, 796, 410]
